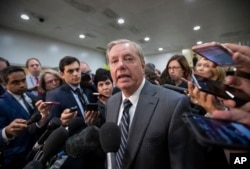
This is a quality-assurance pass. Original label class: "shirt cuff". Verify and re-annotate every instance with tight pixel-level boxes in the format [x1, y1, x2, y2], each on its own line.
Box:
[2, 128, 15, 143]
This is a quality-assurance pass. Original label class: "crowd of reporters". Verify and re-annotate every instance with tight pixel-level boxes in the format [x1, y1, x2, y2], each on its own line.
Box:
[0, 41, 249, 169]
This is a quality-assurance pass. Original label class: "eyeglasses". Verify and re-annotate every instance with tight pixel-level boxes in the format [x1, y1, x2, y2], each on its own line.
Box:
[45, 78, 59, 84]
[167, 67, 181, 70]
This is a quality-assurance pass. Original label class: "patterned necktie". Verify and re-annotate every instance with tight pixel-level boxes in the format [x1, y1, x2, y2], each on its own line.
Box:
[21, 95, 33, 114]
[116, 99, 132, 169]
[74, 88, 86, 108]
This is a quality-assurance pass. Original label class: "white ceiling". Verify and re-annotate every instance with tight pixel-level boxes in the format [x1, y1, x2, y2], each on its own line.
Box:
[0, 0, 250, 55]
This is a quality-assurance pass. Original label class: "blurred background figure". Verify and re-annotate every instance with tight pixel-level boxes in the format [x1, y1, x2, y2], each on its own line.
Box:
[38, 69, 64, 101]
[93, 68, 114, 125]
[160, 54, 192, 88]
[145, 62, 161, 85]
[144, 66, 160, 85]
[0, 57, 10, 95]
[25, 58, 42, 96]
[194, 57, 225, 82]
[80, 61, 97, 92]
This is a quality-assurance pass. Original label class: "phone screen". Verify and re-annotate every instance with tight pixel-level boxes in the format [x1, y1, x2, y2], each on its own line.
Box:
[182, 113, 250, 150]
[85, 103, 98, 111]
[193, 74, 250, 106]
[193, 45, 236, 66]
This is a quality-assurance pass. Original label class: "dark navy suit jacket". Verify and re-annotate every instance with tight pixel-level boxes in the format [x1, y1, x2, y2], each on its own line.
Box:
[0, 91, 37, 168]
[46, 83, 97, 120]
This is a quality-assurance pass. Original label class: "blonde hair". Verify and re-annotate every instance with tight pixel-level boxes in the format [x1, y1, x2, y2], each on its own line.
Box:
[39, 69, 63, 92]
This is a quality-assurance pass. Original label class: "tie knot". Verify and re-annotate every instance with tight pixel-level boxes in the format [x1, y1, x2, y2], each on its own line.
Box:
[123, 99, 132, 109]
[74, 88, 81, 93]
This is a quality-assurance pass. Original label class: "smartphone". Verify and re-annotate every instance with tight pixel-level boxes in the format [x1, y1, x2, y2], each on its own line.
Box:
[69, 106, 78, 112]
[44, 101, 60, 105]
[182, 113, 250, 150]
[192, 42, 236, 66]
[192, 74, 250, 107]
[93, 92, 108, 99]
[85, 103, 98, 111]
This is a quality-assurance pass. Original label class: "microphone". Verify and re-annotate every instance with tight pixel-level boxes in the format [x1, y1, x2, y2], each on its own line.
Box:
[39, 126, 69, 165]
[99, 122, 121, 169]
[66, 125, 103, 157]
[33, 117, 61, 151]
[162, 84, 188, 94]
[65, 126, 106, 169]
[26, 113, 42, 125]
[66, 117, 86, 135]
[23, 160, 43, 169]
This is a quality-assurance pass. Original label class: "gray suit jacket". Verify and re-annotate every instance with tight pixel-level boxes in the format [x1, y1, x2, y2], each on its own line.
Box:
[106, 80, 203, 169]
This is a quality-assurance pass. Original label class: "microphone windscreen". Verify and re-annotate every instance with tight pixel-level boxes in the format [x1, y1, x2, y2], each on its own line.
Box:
[66, 126, 101, 158]
[48, 117, 61, 130]
[23, 160, 43, 169]
[99, 122, 121, 153]
[67, 117, 86, 134]
[41, 126, 69, 164]
[27, 113, 42, 125]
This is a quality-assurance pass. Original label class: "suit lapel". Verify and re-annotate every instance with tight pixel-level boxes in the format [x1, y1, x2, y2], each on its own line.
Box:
[62, 84, 84, 116]
[4, 92, 30, 119]
[108, 92, 122, 123]
[125, 82, 159, 168]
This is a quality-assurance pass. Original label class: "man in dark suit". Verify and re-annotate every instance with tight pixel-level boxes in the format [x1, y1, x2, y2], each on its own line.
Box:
[0, 66, 46, 169]
[105, 39, 207, 169]
[46, 56, 102, 168]
[46, 56, 100, 126]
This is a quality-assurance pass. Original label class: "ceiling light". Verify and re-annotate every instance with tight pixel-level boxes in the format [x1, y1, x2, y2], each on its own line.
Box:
[144, 37, 150, 41]
[117, 18, 125, 24]
[193, 25, 200, 31]
[196, 41, 203, 45]
[158, 47, 163, 51]
[79, 34, 85, 39]
[20, 14, 30, 20]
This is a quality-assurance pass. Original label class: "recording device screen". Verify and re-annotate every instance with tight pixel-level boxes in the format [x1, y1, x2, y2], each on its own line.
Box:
[192, 45, 236, 66]
[192, 74, 250, 106]
[182, 113, 250, 150]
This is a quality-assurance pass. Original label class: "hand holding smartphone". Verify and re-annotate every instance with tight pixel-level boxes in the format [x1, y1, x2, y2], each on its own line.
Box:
[69, 106, 77, 112]
[191, 74, 250, 107]
[182, 113, 250, 150]
[192, 42, 236, 66]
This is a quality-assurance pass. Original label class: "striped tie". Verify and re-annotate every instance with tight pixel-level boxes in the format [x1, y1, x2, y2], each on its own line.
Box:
[116, 99, 132, 169]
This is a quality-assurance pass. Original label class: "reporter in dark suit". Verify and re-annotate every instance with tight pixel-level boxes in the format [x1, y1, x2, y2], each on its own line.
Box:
[105, 39, 207, 169]
[46, 56, 102, 169]
[0, 66, 47, 169]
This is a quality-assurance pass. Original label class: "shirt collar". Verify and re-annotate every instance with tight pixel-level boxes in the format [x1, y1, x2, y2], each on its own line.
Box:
[122, 78, 145, 104]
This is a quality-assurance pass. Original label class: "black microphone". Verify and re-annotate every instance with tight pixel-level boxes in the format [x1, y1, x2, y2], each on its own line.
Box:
[65, 126, 106, 169]
[66, 125, 103, 157]
[162, 84, 188, 94]
[66, 117, 86, 135]
[33, 117, 61, 151]
[39, 126, 69, 165]
[23, 160, 43, 169]
[26, 113, 42, 125]
[99, 122, 121, 169]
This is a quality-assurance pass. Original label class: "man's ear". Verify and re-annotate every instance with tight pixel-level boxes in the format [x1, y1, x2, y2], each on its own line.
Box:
[60, 71, 64, 78]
